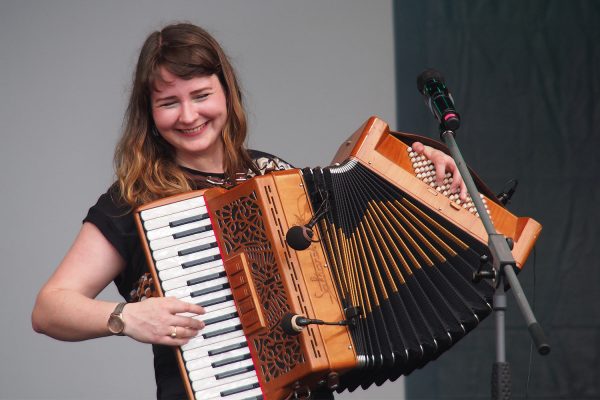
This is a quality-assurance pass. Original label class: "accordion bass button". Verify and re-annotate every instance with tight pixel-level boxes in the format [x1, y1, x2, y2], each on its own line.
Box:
[326, 372, 340, 390]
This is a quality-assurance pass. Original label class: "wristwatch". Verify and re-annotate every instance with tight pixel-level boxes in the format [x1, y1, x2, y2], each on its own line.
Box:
[107, 302, 127, 336]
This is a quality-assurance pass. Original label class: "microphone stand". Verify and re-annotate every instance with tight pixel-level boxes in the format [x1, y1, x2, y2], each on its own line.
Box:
[438, 128, 550, 400]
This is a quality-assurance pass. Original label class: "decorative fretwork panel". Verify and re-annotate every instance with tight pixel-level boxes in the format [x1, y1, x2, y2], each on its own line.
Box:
[214, 191, 304, 383]
[254, 325, 304, 382]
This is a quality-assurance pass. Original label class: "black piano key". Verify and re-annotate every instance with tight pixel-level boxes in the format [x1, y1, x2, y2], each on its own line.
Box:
[173, 224, 213, 239]
[197, 295, 233, 309]
[215, 365, 255, 380]
[220, 383, 260, 397]
[178, 241, 218, 256]
[208, 341, 248, 357]
[169, 213, 209, 227]
[191, 283, 230, 298]
[211, 353, 252, 368]
[182, 254, 222, 269]
[202, 324, 242, 339]
[187, 271, 227, 286]
[204, 312, 238, 326]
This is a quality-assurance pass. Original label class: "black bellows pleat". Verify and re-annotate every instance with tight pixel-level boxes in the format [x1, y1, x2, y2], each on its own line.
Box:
[307, 161, 494, 392]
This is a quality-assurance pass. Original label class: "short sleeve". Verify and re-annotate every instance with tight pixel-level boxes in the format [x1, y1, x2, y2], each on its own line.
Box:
[82, 186, 146, 300]
[83, 186, 137, 260]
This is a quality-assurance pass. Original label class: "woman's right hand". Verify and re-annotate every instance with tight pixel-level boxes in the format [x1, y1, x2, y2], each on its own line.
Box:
[122, 297, 206, 346]
[32, 223, 206, 344]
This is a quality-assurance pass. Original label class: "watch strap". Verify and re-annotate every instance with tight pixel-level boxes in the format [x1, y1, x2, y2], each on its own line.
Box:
[112, 302, 127, 316]
[108, 302, 127, 335]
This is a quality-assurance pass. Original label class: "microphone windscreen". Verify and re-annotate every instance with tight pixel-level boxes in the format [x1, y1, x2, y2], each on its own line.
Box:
[286, 226, 312, 251]
[280, 313, 302, 335]
[417, 68, 445, 93]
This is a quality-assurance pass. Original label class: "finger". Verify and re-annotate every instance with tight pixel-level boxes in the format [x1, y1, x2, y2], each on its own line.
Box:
[167, 326, 199, 340]
[448, 168, 467, 201]
[459, 180, 468, 201]
[160, 335, 194, 347]
[411, 141, 425, 154]
[432, 159, 448, 186]
[171, 315, 205, 331]
[166, 298, 205, 315]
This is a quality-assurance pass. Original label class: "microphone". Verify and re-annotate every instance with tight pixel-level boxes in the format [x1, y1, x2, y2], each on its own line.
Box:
[285, 225, 314, 251]
[285, 190, 331, 251]
[280, 312, 355, 335]
[416, 68, 461, 131]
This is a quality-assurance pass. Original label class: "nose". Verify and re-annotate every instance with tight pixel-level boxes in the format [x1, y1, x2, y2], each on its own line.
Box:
[179, 101, 197, 125]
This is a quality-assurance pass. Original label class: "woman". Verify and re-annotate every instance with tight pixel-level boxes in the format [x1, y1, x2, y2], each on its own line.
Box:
[31, 23, 465, 399]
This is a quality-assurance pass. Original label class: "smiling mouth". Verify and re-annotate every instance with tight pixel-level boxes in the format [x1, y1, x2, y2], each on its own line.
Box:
[178, 121, 208, 135]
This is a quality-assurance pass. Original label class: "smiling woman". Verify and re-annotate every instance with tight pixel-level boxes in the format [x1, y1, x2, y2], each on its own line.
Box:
[30, 22, 461, 400]
[30, 23, 295, 400]
[151, 71, 228, 172]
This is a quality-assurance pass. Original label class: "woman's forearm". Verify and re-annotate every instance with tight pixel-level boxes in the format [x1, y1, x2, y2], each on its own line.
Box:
[32, 287, 117, 341]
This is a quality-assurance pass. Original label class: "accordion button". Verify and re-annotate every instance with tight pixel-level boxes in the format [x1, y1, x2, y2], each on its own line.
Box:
[229, 273, 247, 289]
[233, 285, 251, 301]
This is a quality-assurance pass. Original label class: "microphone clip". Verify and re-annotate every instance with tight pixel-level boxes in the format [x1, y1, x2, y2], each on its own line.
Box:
[285, 191, 330, 251]
[496, 179, 519, 206]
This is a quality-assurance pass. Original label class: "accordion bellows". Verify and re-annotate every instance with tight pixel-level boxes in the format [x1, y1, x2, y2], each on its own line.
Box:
[135, 116, 542, 400]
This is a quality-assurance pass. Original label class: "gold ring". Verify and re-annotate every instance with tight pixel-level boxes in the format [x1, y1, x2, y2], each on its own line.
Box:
[170, 326, 177, 339]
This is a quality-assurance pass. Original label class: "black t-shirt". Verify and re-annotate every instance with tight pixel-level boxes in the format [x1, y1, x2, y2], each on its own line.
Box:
[83, 150, 293, 400]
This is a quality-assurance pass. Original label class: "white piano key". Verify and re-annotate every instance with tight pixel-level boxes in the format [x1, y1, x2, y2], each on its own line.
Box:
[156, 245, 221, 271]
[182, 315, 242, 352]
[161, 264, 225, 292]
[198, 315, 241, 336]
[180, 286, 233, 307]
[192, 370, 258, 394]
[199, 305, 238, 325]
[182, 329, 244, 356]
[183, 331, 246, 360]
[140, 196, 205, 220]
[186, 346, 251, 372]
[143, 205, 208, 231]
[165, 276, 230, 299]
[147, 219, 212, 241]
[152, 236, 217, 261]
[190, 358, 255, 385]
[199, 377, 260, 399]
[150, 228, 215, 251]
[184, 300, 237, 321]
[159, 259, 224, 283]
[177, 298, 237, 327]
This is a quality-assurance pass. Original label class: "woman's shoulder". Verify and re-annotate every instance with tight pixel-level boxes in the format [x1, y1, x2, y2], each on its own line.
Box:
[89, 183, 132, 216]
[248, 149, 295, 174]
[84, 184, 135, 234]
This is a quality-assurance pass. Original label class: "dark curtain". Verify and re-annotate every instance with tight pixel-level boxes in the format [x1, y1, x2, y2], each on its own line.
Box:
[393, 1, 600, 399]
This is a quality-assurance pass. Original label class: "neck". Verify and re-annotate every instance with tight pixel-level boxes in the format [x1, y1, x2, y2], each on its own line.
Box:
[176, 143, 225, 174]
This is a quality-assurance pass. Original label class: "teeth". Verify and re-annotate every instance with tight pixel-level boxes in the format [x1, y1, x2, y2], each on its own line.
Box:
[180, 122, 207, 134]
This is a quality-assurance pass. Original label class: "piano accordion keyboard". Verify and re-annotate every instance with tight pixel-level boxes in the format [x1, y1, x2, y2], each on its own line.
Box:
[136, 192, 264, 400]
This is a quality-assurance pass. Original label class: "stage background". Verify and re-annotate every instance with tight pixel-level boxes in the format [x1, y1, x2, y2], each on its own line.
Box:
[394, 1, 600, 399]
[0, 1, 399, 399]
[1, 0, 597, 399]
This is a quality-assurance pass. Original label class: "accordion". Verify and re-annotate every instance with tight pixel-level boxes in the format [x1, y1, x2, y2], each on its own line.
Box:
[134, 117, 541, 400]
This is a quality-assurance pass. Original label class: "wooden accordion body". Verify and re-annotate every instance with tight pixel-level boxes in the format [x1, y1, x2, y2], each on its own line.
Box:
[135, 117, 541, 400]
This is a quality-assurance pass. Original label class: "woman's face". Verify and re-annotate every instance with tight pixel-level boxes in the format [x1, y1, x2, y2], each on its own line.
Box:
[151, 68, 228, 172]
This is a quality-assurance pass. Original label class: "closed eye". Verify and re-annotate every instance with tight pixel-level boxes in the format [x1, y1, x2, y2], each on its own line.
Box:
[193, 93, 211, 101]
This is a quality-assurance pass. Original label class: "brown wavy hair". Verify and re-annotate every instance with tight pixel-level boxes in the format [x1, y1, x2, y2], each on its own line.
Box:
[114, 23, 255, 208]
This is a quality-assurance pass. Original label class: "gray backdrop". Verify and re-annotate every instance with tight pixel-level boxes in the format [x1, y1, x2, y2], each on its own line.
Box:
[0, 1, 399, 399]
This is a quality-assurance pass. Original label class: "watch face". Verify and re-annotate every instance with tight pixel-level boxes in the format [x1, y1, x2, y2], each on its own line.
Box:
[108, 315, 124, 334]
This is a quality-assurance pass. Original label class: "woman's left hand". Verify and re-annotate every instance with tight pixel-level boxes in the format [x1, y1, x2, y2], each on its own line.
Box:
[411, 141, 467, 201]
